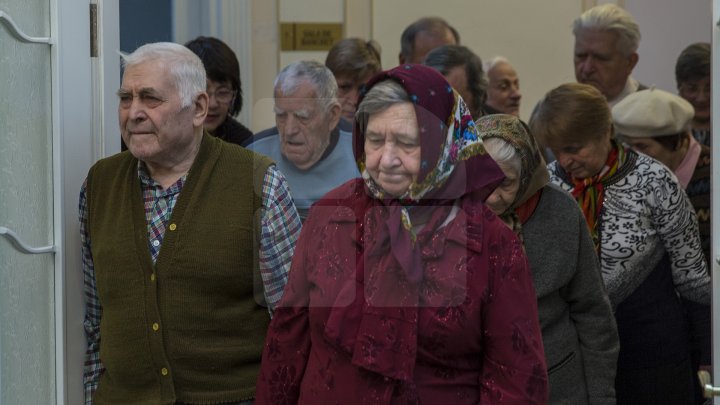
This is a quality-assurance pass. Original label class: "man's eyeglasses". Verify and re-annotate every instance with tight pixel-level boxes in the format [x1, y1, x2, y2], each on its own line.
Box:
[208, 88, 236, 104]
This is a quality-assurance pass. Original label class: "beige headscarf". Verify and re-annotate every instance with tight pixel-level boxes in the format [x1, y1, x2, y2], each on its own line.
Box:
[475, 114, 549, 235]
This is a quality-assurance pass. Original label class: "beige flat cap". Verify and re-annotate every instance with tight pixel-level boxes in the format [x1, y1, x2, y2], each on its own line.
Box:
[612, 88, 694, 138]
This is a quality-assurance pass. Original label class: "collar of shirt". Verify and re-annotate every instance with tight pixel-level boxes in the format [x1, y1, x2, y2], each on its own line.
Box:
[608, 77, 639, 108]
[138, 161, 187, 262]
[137, 161, 187, 195]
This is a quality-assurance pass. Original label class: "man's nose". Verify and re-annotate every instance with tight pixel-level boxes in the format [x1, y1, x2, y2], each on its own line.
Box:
[284, 114, 300, 133]
[127, 97, 147, 120]
[580, 57, 595, 76]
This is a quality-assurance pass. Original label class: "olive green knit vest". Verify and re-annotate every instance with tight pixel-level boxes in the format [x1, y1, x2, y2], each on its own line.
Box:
[86, 134, 273, 404]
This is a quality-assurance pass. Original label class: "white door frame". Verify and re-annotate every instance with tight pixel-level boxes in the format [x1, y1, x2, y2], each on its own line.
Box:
[55, 0, 120, 403]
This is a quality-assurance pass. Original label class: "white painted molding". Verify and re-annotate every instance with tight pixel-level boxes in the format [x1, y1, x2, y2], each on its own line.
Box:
[0, 9, 52, 44]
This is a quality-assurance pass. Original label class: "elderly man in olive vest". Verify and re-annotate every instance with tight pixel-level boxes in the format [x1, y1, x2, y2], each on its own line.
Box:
[79, 42, 301, 405]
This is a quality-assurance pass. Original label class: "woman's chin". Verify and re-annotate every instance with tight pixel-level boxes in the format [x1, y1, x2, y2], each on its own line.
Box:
[203, 117, 223, 132]
[379, 184, 410, 198]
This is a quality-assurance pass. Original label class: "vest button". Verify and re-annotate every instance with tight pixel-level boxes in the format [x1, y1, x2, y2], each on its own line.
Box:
[150, 273, 156, 281]
[169, 223, 177, 231]
[161, 368, 168, 376]
[152, 323, 159, 331]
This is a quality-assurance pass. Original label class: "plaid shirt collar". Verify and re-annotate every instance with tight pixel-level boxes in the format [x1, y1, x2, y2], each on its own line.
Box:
[138, 161, 187, 263]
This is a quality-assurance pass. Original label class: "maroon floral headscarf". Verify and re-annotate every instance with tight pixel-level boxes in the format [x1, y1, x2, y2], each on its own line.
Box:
[352, 64, 504, 282]
[354, 64, 503, 203]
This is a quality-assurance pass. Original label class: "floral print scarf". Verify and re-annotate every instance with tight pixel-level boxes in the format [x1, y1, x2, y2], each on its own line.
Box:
[352, 64, 504, 283]
[475, 114, 549, 237]
[571, 139, 626, 252]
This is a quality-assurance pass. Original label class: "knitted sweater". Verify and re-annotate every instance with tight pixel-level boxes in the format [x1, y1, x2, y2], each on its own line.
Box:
[522, 184, 618, 404]
[86, 134, 272, 404]
[246, 122, 359, 220]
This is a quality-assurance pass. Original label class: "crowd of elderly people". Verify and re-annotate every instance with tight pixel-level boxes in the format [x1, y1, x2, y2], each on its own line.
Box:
[81, 3, 712, 405]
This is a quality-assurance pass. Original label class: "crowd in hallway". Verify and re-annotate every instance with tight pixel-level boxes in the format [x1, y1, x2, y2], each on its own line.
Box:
[81, 3, 713, 404]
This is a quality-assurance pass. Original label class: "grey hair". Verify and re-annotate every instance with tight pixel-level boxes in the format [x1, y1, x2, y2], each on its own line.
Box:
[274, 60, 339, 111]
[484, 56, 511, 73]
[120, 42, 206, 108]
[356, 80, 409, 133]
[483, 137, 521, 177]
[573, 4, 641, 56]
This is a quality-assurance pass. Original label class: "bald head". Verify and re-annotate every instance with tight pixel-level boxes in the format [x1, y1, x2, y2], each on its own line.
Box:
[399, 17, 459, 64]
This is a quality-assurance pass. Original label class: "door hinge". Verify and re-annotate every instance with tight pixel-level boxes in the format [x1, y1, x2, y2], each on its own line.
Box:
[90, 3, 98, 57]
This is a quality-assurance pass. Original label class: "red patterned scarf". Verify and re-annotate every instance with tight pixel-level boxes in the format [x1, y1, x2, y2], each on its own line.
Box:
[571, 140, 625, 252]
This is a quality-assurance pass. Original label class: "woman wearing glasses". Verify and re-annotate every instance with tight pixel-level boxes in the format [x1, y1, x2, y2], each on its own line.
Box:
[186, 36, 254, 146]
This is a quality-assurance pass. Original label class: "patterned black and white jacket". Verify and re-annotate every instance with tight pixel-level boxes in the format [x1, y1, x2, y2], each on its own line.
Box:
[548, 149, 710, 309]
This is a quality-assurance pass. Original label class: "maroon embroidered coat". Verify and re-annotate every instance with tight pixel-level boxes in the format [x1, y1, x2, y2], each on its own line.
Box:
[255, 179, 548, 404]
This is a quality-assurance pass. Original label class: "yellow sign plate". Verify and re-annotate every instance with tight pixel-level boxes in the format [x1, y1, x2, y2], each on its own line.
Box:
[280, 23, 343, 51]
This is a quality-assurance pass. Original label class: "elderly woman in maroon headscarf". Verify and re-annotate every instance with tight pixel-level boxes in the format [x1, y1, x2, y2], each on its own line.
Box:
[254, 65, 548, 404]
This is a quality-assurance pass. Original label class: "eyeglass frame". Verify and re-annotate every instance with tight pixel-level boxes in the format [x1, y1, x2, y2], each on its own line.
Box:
[207, 87, 237, 104]
[678, 81, 711, 98]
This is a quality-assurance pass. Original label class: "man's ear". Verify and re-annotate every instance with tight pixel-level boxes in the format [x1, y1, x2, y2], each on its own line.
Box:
[399, 52, 406, 65]
[626, 52, 639, 73]
[327, 102, 342, 131]
[192, 92, 209, 128]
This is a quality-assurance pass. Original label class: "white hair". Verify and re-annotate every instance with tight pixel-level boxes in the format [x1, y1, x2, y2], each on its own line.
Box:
[274, 60, 339, 112]
[484, 56, 512, 73]
[573, 4, 641, 56]
[120, 42, 206, 108]
[483, 137, 521, 176]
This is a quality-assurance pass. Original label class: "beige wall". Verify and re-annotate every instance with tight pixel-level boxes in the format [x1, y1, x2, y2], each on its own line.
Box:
[626, 0, 712, 93]
[250, 0, 372, 132]
[248, 0, 711, 131]
[372, 0, 580, 121]
[250, 0, 279, 133]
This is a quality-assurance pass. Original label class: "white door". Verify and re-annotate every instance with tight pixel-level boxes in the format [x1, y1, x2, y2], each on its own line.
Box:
[0, 0, 119, 403]
[0, 1, 57, 403]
